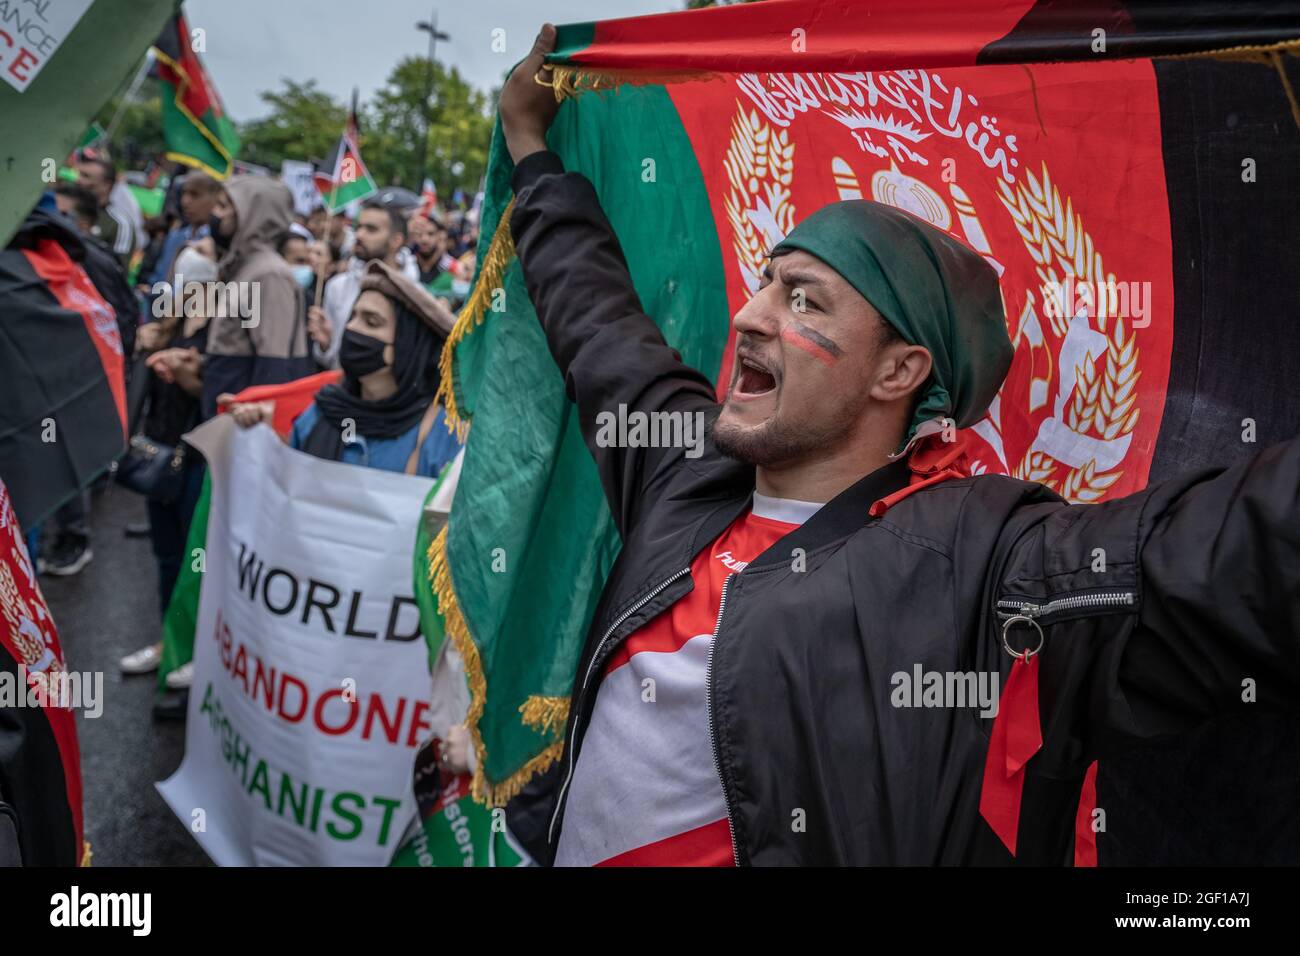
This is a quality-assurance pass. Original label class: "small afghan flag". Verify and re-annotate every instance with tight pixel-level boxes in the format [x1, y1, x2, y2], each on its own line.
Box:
[152, 13, 240, 180]
[314, 96, 377, 213]
[419, 178, 438, 217]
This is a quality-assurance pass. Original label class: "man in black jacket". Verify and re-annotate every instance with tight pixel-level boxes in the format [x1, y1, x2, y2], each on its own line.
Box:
[498, 26, 1300, 866]
[54, 183, 139, 358]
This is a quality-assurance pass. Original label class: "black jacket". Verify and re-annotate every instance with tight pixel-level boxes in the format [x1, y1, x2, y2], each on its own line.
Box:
[509, 150, 1300, 866]
[10, 209, 137, 358]
[79, 231, 139, 360]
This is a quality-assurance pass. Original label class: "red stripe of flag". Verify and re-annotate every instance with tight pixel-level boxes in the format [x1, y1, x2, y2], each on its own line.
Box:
[565, 0, 1036, 72]
[24, 241, 126, 437]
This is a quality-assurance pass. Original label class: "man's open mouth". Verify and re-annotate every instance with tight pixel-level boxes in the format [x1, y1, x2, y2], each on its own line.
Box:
[734, 354, 778, 398]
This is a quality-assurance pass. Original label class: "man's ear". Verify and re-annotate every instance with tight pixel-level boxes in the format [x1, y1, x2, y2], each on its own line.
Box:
[870, 344, 932, 404]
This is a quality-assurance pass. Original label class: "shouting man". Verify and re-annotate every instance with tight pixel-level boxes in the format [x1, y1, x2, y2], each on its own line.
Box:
[497, 26, 1300, 866]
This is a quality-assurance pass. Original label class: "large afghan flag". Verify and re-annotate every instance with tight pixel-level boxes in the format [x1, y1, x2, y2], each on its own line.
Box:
[425, 0, 1300, 842]
[153, 12, 241, 180]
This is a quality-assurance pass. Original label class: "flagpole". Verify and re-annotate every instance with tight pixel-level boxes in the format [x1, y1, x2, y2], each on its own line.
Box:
[104, 49, 156, 150]
[330, 87, 359, 217]
[414, 11, 451, 189]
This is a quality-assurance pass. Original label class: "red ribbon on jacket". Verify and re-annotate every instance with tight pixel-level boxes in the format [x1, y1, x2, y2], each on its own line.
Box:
[1073, 759, 1100, 866]
[869, 428, 974, 517]
[979, 653, 1043, 856]
[871, 429, 1053, 857]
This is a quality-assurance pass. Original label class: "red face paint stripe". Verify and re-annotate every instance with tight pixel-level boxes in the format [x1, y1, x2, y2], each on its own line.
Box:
[781, 325, 840, 367]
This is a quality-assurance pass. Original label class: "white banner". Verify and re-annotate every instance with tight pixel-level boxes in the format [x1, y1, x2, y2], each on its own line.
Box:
[158, 416, 435, 865]
[280, 159, 320, 217]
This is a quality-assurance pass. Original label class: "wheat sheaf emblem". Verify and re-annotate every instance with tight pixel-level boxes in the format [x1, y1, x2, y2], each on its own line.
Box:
[998, 163, 1141, 502]
[0, 561, 44, 667]
[723, 106, 1140, 504]
[724, 103, 796, 297]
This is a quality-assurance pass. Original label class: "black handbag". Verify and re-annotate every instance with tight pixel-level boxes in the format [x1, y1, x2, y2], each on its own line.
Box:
[114, 433, 188, 502]
[112, 353, 191, 503]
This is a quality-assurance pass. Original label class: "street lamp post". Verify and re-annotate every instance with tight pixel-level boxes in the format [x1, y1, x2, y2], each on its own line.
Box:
[415, 8, 451, 191]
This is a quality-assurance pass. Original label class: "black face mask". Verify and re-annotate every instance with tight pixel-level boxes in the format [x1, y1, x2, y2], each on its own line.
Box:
[208, 213, 232, 252]
[339, 329, 389, 379]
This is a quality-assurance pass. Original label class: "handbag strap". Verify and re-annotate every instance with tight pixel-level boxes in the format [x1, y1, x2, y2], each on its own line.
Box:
[405, 401, 441, 476]
[125, 354, 152, 437]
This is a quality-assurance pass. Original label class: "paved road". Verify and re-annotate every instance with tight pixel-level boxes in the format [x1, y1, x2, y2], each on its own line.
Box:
[39, 484, 209, 867]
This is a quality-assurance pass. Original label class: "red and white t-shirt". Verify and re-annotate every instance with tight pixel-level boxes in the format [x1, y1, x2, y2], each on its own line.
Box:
[555, 493, 821, 866]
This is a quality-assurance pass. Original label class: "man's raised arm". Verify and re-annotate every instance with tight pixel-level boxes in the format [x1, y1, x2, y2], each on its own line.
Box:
[499, 25, 718, 537]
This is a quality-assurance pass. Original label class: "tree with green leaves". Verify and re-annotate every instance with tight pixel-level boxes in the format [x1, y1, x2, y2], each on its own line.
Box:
[237, 79, 348, 173]
[236, 62, 493, 200]
[364, 56, 495, 197]
[93, 87, 166, 170]
[92, 53, 495, 202]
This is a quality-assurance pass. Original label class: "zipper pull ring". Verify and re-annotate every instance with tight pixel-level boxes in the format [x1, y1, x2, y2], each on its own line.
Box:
[1001, 614, 1044, 661]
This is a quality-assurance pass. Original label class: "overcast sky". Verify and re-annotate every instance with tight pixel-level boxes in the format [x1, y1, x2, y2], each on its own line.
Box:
[182, 0, 678, 122]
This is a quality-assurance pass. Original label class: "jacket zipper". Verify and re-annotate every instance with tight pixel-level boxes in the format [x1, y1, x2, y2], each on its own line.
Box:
[548, 566, 692, 846]
[706, 573, 741, 865]
[997, 590, 1135, 622]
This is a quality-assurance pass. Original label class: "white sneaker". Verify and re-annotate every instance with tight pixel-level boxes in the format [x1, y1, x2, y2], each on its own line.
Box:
[164, 661, 194, 690]
[119, 644, 162, 675]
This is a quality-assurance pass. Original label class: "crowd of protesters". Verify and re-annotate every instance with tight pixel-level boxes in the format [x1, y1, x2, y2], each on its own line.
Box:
[12, 149, 481, 725]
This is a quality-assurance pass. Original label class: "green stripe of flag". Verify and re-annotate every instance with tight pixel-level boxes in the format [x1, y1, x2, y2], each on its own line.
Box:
[441, 82, 729, 797]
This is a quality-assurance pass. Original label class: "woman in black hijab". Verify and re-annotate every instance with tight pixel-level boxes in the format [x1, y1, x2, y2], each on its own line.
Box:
[230, 259, 461, 478]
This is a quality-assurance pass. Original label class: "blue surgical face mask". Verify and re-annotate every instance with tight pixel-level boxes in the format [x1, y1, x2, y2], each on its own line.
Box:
[292, 264, 315, 289]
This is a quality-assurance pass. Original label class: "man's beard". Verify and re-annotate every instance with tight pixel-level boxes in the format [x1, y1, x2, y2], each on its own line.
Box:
[711, 394, 865, 468]
[354, 244, 383, 262]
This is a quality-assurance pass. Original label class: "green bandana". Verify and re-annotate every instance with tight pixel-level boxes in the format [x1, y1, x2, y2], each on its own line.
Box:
[772, 200, 1012, 445]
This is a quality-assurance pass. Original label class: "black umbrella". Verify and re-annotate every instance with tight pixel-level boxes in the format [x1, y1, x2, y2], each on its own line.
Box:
[371, 186, 421, 211]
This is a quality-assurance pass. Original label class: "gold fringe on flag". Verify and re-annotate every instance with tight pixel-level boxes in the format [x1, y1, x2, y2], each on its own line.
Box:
[545, 64, 718, 104]
[434, 196, 517, 441]
[426, 525, 567, 807]
[519, 695, 571, 736]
